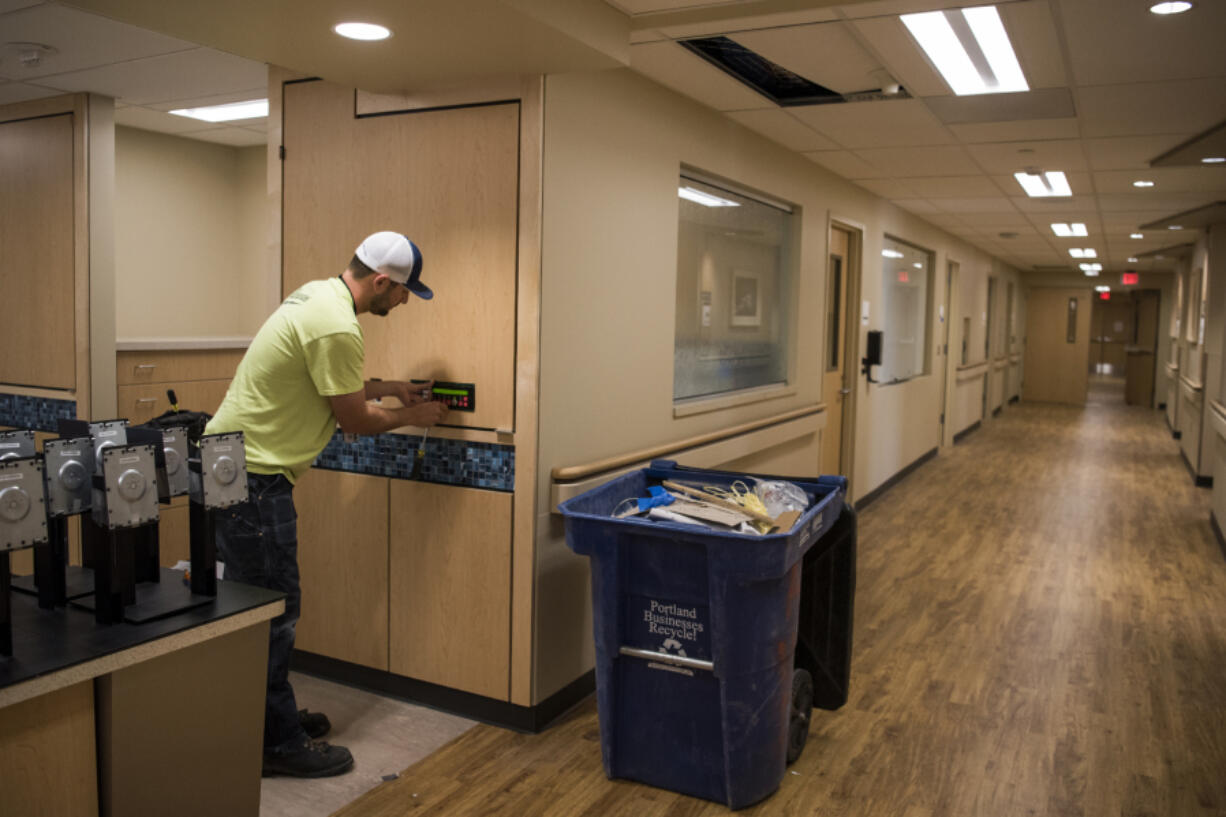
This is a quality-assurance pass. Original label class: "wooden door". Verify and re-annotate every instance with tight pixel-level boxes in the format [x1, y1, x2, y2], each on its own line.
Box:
[0, 114, 75, 389]
[1023, 288, 1092, 404]
[389, 481, 511, 700]
[821, 227, 850, 475]
[283, 80, 519, 432]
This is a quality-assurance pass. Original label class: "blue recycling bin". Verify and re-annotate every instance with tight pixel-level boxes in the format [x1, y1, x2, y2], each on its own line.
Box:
[559, 460, 847, 809]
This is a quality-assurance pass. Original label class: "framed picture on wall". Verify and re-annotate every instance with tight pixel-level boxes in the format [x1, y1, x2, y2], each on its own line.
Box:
[731, 269, 761, 327]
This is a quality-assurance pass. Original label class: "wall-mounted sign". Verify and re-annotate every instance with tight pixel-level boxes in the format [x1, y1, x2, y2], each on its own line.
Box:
[1121, 271, 1138, 285]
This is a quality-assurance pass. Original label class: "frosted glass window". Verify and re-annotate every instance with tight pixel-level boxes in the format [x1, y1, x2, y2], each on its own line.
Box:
[879, 236, 933, 383]
[674, 175, 795, 402]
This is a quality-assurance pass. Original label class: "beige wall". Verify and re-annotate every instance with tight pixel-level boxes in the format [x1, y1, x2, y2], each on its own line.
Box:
[114, 126, 267, 339]
[533, 67, 1023, 700]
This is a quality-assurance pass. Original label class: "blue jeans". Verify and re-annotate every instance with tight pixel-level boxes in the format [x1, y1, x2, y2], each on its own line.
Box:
[215, 472, 307, 753]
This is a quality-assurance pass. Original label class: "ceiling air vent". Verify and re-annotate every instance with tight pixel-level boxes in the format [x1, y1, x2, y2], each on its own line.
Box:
[681, 36, 849, 107]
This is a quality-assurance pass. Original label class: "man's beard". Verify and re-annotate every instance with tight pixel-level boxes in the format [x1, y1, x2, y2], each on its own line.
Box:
[370, 289, 398, 316]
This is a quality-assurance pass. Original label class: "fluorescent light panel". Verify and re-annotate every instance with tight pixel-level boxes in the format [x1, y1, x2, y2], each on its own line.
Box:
[169, 98, 268, 122]
[1095, 285, 1110, 292]
[1051, 223, 1087, 237]
[1068, 248, 1097, 258]
[1014, 171, 1071, 197]
[1150, 2, 1193, 14]
[1130, 233, 1144, 239]
[901, 6, 1028, 96]
[678, 186, 740, 207]
[1080, 263, 1102, 272]
[882, 249, 904, 258]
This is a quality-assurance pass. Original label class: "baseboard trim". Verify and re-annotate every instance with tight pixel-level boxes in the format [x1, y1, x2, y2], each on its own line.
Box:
[854, 447, 938, 512]
[1212, 512, 1226, 563]
[953, 421, 981, 444]
[291, 650, 595, 733]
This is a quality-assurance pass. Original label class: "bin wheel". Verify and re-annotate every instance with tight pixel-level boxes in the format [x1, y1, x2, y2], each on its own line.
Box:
[787, 668, 814, 764]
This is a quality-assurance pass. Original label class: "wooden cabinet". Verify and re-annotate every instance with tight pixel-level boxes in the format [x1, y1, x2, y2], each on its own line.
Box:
[115, 349, 244, 425]
[293, 469, 390, 671]
[389, 481, 511, 700]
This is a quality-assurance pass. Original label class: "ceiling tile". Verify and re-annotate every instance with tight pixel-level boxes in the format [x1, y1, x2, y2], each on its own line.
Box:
[0, 79, 60, 104]
[853, 178, 920, 199]
[0, 0, 40, 12]
[929, 198, 1020, 214]
[1058, 0, 1226, 86]
[967, 139, 1088, 176]
[1082, 135, 1191, 170]
[0, 3, 195, 81]
[948, 118, 1080, 143]
[725, 108, 839, 152]
[926, 88, 1075, 126]
[1008, 194, 1100, 213]
[901, 176, 1004, 198]
[852, 145, 980, 177]
[39, 48, 267, 106]
[804, 150, 888, 179]
[1078, 79, 1226, 139]
[628, 40, 770, 111]
[733, 22, 881, 96]
[891, 198, 942, 214]
[654, 9, 839, 40]
[789, 98, 954, 149]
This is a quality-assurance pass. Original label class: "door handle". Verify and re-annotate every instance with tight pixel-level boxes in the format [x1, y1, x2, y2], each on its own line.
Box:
[839, 388, 851, 395]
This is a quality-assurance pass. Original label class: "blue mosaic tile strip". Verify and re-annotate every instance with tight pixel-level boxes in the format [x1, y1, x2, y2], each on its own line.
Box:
[0, 392, 77, 432]
[313, 431, 514, 492]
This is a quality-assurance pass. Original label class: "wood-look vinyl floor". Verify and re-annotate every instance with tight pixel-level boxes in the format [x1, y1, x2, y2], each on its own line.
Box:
[336, 383, 1226, 817]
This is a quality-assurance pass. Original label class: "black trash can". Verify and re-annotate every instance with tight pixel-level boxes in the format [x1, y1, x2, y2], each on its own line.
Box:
[559, 460, 852, 809]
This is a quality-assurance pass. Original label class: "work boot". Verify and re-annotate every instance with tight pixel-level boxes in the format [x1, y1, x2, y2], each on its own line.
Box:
[262, 738, 354, 778]
[298, 708, 331, 739]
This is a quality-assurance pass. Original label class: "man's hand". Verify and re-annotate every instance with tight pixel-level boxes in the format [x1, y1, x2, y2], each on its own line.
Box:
[391, 380, 435, 406]
[406, 399, 448, 428]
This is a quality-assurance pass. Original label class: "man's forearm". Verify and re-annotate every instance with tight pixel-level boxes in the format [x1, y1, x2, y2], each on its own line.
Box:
[341, 401, 423, 435]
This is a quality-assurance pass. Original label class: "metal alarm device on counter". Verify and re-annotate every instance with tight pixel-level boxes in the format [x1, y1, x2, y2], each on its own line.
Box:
[0, 429, 49, 656]
[188, 431, 249, 596]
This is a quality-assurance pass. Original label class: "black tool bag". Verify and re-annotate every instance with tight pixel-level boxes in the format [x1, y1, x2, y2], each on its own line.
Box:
[141, 390, 213, 442]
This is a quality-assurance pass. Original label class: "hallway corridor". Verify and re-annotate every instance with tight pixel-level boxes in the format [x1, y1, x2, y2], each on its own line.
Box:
[336, 397, 1226, 817]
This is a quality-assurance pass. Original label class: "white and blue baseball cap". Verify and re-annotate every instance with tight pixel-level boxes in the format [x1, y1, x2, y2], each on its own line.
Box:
[355, 231, 432, 300]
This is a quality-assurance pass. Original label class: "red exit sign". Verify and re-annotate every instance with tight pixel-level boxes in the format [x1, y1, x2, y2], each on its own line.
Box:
[1122, 271, 1139, 285]
[1099, 292, 1111, 300]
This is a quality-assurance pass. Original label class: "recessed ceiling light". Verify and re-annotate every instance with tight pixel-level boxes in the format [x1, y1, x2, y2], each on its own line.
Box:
[882, 249, 905, 259]
[169, 98, 268, 122]
[1079, 263, 1102, 272]
[1051, 222, 1087, 237]
[1069, 248, 1097, 258]
[900, 6, 1028, 96]
[1083, 270, 1100, 277]
[1130, 233, 1144, 239]
[679, 186, 740, 207]
[1015, 171, 1071, 197]
[1133, 180, 1155, 188]
[1168, 225, 1183, 230]
[1202, 157, 1225, 163]
[334, 22, 391, 40]
[913, 262, 923, 268]
[1095, 285, 1110, 292]
[1150, 1, 1193, 14]
[1128, 257, 1139, 262]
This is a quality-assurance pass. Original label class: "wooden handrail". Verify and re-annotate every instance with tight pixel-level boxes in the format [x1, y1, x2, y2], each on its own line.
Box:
[551, 404, 826, 482]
